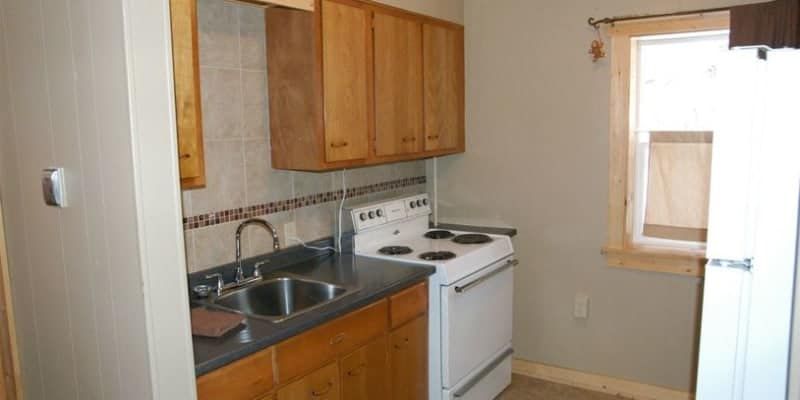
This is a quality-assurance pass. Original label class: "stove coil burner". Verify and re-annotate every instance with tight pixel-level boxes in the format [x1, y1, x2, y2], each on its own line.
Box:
[378, 246, 413, 255]
[424, 230, 456, 239]
[453, 234, 493, 244]
[419, 251, 457, 261]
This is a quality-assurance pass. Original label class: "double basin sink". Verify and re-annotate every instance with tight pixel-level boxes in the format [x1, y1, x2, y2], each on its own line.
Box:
[199, 273, 359, 323]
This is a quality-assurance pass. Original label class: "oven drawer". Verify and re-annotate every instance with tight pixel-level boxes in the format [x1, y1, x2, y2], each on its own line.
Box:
[443, 346, 513, 400]
[441, 257, 515, 387]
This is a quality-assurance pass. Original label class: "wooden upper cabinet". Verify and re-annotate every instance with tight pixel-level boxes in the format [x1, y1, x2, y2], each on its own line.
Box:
[423, 23, 464, 152]
[265, 0, 464, 171]
[373, 12, 424, 157]
[321, 0, 370, 163]
[169, 0, 206, 189]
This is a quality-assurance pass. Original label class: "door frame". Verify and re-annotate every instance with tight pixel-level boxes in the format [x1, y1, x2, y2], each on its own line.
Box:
[0, 200, 21, 399]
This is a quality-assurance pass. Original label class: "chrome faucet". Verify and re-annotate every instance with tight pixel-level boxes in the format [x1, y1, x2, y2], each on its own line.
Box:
[235, 218, 280, 283]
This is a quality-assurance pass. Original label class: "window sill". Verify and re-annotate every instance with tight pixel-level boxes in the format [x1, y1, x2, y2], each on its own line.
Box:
[601, 246, 706, 277]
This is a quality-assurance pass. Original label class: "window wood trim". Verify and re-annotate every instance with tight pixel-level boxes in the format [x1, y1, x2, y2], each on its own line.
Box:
[604, 13, 730, 277]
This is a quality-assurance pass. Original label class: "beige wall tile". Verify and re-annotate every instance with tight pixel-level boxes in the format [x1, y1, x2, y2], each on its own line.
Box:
[183, 230, 197, 273]
[198, 0, 240, 69]
[295, 203, 337, 243]
[193, 221, 238, 272]
[294, 171, 334, 197]
[201, 67, 243, 139]
[239, 4, 267, 71]
[191, 140, 246, 215]
[244, 211, 294, 258]
[241, 70, 268, 139]
[244, 137, 293, 204]
[181, 191, 192, 217]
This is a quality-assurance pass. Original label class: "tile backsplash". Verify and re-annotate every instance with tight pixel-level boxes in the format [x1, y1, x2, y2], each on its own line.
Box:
[181, 0, 426, 273]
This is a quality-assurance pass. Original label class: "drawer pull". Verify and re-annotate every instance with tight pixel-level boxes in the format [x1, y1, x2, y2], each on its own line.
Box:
[311, 382, 333, 397]
[427, 135, 440, 140]
[394, 337, 410, 350]
[179, 153, 191, 159]
[329, 333, 346, 345]
[330, 141, 349, 148]
[402, 136, 417, 143]
[346, 364, 366, 377]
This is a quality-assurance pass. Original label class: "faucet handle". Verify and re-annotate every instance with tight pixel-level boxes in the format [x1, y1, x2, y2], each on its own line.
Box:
[205, 273, 224, 296]
[253, 261, 268, 277]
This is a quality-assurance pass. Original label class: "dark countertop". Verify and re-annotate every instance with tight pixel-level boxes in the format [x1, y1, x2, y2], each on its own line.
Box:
[431, 222, 518, 237]
[191, 252, 434, 376]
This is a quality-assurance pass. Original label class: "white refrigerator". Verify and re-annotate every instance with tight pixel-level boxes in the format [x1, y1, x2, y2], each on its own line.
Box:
[696, 50, 800, 400]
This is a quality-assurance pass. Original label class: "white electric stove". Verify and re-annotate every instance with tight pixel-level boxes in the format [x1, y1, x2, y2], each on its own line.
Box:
[346, 193, 516, 400]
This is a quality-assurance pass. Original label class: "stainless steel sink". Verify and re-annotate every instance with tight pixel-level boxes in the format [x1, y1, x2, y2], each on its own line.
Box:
[208, 274, 357, 323]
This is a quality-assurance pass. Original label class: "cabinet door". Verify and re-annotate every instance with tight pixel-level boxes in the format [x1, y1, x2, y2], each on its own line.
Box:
[422, 23, 463, 152]
[341, 335, 389, 400]
[390, 316, 427, 400]
[321, 0, 370, 163]
[169, 0, 206, 189]
[277, 362, 340, 400]
[373, 12, 423, 156]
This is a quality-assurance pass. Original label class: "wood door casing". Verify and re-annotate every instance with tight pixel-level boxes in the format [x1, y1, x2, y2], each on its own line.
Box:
[341, 335, 390, 400]
[277, 362, 341, 400]
[390, 316, 427, 400]
[321, 0, 370, 163]
[423, 23, 463, 152]
[373, 11, 423, 157]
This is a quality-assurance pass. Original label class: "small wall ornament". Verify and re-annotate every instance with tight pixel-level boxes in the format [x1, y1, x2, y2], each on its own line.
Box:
[589, 27, 606, 62]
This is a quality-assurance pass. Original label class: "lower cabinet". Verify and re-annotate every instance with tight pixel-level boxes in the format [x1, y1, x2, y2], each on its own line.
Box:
[196, 282, 428, 400]
[278, 362, 340, 400]
[390, 316, 428, 400]
[341, 335, 390, 400]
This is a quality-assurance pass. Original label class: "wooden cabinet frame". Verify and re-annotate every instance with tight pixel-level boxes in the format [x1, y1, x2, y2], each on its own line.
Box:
[266, 0, 464, 171]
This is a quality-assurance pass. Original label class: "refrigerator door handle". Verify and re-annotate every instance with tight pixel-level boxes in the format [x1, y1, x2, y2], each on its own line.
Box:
[707, 258, 753, 271]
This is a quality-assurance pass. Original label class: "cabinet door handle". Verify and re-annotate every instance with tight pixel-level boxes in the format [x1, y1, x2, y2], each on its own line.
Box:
[329, 332, 346, 345]
[346, 363, 366, 377]
[330, 141, 349, 148]
[393, 337, 410, 350]
[427, 135, 440, 140]
[402, 136, 417, 143]
[179, 153, 192, 159]
[311, 381, 333, 397]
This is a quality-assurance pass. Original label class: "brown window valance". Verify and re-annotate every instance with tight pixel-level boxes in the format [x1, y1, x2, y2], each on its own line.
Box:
[730, 0, 800, 49]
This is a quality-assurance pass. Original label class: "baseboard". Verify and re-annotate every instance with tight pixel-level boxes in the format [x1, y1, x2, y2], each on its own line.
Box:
[512, 358, 695, 400]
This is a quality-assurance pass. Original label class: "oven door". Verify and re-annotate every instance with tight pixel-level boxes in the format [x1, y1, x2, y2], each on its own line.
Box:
[441, 256, 515, 388]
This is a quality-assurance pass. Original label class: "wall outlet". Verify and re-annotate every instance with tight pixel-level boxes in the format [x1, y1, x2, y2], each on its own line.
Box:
[284, 221, 297, 240]
[574, 294, 590, 319]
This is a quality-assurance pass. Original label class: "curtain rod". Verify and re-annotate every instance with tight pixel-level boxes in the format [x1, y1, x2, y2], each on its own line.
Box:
[587, 6, 731, 28]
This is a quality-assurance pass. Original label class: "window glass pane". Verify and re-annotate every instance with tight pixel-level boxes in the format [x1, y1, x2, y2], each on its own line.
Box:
[636, 32, 730, 131]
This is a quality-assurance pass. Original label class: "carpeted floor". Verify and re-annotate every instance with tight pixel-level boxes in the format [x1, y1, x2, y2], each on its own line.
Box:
[497, 374, 625, 400]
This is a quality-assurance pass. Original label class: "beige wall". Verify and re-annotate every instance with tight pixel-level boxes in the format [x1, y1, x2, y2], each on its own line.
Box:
[432, 0, 757, 392]
[375, 0, 463, 23]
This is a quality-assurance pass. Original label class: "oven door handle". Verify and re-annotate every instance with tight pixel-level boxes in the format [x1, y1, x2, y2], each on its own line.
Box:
[453, 347, 514, 398]
[454, 259, 517, 294]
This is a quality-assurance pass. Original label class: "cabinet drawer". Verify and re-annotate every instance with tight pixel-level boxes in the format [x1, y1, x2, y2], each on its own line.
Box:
[275, 299, 388, 383]
[197, 347, 274, 400]
[278, 362, 340, 400]
[390, 282, 428, 328]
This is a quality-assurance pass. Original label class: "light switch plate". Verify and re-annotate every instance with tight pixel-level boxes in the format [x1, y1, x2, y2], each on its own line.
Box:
[41, 167, 67, 208]
[574, 293, 589, 319]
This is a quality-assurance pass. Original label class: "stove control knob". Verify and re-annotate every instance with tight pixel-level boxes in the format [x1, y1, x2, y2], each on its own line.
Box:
[409, 201, 416, 209]
[422, 198, 428, 206]
[416, 199, 423, 207]
[368, 211, 375, 219]
[376, 209, 384, 217]
[359, 212, 367, 221]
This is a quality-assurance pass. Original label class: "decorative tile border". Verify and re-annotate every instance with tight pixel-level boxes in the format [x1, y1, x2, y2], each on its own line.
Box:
[183, 176, 427, 231]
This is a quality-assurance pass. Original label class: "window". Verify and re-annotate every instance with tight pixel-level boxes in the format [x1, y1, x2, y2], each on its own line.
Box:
[603, 14, 731, 277]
